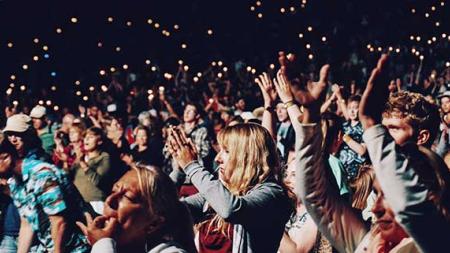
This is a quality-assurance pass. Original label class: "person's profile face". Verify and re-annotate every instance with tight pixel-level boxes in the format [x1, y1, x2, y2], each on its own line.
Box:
[371, 179, 408, 244]
[103, 170, 152, 245]
[32, 118, 44, 130]
[381, 116, 414, 146]
[215, 145, 231, 184]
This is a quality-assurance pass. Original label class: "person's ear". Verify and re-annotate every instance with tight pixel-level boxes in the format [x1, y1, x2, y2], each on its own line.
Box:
[146, 216, 165, 235]
[416, 129, 431, 146]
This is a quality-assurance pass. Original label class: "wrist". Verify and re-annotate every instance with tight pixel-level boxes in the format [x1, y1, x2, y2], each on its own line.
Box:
[343, 134, 352, 143]
[283, 100, 296, 109]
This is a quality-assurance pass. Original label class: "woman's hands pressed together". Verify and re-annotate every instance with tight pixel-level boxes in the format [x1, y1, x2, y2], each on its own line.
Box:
[167, 127, 198, 169]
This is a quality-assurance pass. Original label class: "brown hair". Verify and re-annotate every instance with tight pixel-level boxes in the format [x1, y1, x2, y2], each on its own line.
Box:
[383, 91, 440, 147]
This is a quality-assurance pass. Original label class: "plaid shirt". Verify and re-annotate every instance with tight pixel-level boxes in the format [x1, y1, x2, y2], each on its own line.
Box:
[8, 153, 90, 253]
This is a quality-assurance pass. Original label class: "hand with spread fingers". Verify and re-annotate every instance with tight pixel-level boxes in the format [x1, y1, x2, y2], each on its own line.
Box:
[359, 54, 389, 130]
[255, 72, 278, 107]
[76, 213, 118, 245]
[273, 70, 294, 104]
[167, 127, 198, 169]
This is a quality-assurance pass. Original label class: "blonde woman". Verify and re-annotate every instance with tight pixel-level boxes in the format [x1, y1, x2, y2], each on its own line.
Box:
[77, 165, 196, 253]
[168, 123, 293, 253]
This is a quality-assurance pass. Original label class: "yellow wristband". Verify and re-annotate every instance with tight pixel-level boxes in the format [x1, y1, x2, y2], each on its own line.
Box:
[343, 134, 352, 143]
[283, 100, 296, 109]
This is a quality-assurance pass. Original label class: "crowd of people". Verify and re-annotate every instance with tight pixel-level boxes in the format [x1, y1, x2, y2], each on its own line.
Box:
[1, 43, 450, 253]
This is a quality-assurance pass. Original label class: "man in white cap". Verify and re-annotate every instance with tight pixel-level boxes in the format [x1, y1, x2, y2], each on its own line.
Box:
[1, 115, 91, 253]
[29, 105, 55, 155]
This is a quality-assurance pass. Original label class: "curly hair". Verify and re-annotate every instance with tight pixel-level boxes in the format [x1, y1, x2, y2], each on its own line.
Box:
[383, 91, 440, 147]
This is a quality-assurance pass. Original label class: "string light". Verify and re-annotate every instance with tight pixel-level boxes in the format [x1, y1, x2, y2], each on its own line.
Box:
[147, 19, 153, 24]
[298, 33, 304, 38]
[269, 64, 275, 69]
[181, 43, 187, 49]
[33, 56, 39, 61]
[76, 91, 82, 96]
[43, 45, 48, 51]
[10, 75, 16, 80]
[7, 42, 13, 48]
[33, 38, 39, 43]
[145, 59, 151, 65]
[123, 64, 128, 70]
[51, 86, 56, 91]
[99, 70, 106, 75]
[75, 80, 81, 85]
[257, 13, 263, 18]
[46, 100, 52, 106]
[22, 64, 28, 70]
[207, 29, 213, 35]
[126, 21, 132, 27]
[107, 17, 114, 23]
[101, 85, 108, 92]
[71, 17, 78, 23]
[83, 96, 88, 101]
[56, 28, 63, 34]
[20, 85, 26, 91]
[54, 105, 59, 111]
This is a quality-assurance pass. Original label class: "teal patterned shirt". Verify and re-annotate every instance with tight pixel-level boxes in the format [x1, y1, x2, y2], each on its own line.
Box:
[8, 154, 90, 253]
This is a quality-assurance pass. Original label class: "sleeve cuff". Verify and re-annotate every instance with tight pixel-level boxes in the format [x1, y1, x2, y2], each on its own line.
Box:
[92, 238, 117, 253]
[183, 160, 202, 178]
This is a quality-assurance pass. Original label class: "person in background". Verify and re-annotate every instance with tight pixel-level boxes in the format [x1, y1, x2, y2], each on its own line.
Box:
[125, 125, 164, 167]
[0, 179, 20, 253]
[359, 54, 450, 252]
[29, 105, 56, 156]
[71, 127, 112, 215]
[1, 115, 91, 253]
[337, 95, 367, 181]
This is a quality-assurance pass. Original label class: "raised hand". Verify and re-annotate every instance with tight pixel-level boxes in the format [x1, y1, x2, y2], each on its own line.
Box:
[255, 72, 277, 107]
[359, 54, 389, 129]
[167, 127, 198, 169]
[273, 70, 294, 104]
[293, 64, 330, 107]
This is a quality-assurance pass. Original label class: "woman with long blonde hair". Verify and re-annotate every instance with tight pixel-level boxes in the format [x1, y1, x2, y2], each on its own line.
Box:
[168, 123, 293, 253]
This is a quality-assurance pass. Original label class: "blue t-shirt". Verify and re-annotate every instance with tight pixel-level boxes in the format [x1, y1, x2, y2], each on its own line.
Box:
[1, 195, 20, 236]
